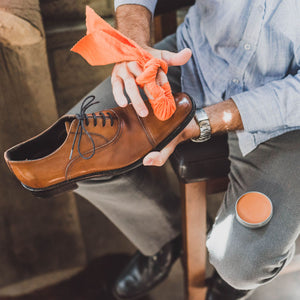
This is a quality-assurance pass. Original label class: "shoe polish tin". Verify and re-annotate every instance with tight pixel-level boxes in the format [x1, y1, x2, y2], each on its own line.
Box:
[235, 191, 273, 229]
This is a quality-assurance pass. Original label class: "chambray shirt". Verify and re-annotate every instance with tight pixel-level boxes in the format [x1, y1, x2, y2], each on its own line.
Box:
[115, 0, 300, 155]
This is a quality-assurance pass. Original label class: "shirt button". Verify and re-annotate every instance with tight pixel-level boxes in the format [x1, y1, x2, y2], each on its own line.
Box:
[232, 78, 239, 84]
[244, 43, 251, 50]
[258, 5, 264, 12]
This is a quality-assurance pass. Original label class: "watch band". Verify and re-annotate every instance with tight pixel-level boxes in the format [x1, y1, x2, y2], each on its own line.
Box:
[191, 108, 212, 143]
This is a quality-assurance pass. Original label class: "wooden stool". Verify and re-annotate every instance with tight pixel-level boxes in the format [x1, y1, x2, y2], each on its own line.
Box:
[170, 135, 230, 300]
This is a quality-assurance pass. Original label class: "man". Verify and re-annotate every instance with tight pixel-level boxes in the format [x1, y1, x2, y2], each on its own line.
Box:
[69, 0, 300, 299]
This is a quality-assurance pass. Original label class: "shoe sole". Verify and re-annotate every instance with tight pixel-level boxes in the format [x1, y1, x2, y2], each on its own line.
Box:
[22, 97, 196, 198]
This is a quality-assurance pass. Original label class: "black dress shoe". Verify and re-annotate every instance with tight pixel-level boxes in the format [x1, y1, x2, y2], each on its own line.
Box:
[113, 236, 182, 299]
[206, 271, 254, 300]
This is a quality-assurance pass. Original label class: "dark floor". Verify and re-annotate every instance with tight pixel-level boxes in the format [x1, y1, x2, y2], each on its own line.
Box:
[0, 253, 299, 300]
[0, 254, 148, 300]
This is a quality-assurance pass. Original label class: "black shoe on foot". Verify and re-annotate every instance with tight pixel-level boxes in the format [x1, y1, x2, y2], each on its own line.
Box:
[206, 271, 254, 300]
[113, 236, 182, 300]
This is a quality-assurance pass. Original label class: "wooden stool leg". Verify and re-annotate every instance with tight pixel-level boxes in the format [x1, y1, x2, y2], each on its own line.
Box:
[181, 181, 207, 300]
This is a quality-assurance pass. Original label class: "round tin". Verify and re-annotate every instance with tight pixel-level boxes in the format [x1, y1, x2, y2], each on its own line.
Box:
[235, 191, 273, 229]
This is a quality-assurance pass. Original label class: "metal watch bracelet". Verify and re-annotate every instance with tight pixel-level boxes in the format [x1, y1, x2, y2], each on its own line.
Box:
[191, 108, 212, 143]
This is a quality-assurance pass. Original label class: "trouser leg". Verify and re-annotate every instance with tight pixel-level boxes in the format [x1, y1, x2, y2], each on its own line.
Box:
[207, 130, 300, 290]
[68, 34, 182, 256]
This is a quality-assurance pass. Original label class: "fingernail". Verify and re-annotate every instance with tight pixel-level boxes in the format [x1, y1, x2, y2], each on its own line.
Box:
[140, 109, 148, 117]
[119, 100, 127, 107]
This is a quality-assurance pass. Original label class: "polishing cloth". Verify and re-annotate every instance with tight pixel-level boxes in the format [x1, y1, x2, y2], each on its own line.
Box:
[71, 6, 176, 121]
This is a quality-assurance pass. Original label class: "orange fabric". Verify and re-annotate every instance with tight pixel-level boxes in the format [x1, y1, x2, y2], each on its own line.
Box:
[236, 192, 272, 224]
[71, 6, 176, 121]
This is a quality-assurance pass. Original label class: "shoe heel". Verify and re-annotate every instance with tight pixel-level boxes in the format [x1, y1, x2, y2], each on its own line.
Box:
[24, 182, 78, 198]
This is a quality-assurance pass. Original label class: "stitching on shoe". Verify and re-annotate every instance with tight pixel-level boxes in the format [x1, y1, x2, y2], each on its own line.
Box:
[136, 115, 156, 147]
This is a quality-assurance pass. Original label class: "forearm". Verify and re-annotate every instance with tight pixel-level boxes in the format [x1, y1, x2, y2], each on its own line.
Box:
[115, 5, 152, 47]
[203, 99, 244, 135]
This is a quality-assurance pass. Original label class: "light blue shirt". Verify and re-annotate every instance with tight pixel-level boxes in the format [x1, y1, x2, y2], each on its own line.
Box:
[115, 0, 300, 155]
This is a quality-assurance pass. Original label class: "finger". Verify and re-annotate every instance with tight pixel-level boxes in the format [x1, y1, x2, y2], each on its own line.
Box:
[127, 61, 155, 104]
[127, 61, 143, 77]
[111, 75, 128, 107]
[124, 78, 148, 117]
[144, 86, 153, 100]
[118, 66, 148, 117]
[111, 64, 129, 107]
[143, 138, 179, 167]
[161, 48, 192, 67]
[156, 69, 168, 86]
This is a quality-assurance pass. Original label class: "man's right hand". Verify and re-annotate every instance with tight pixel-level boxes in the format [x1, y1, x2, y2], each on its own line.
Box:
[112, 4, 192, 117]
[111, 47, 192, 117]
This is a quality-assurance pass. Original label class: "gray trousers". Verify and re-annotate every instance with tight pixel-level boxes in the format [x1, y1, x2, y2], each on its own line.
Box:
[68, 34, 300, 290]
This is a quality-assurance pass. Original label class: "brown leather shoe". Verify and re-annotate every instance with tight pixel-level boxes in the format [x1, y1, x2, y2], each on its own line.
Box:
[4, 93, 195, 197]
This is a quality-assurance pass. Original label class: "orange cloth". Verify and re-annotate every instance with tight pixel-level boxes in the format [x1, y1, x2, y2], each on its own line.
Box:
[71, 6, 176, 121]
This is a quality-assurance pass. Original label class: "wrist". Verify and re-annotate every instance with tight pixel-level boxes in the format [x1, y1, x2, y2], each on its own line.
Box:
[203, 98, 243, 134]
[191, 117, 201, 139]
[191, 108, 212, 143]
[116, 5, 152, 46]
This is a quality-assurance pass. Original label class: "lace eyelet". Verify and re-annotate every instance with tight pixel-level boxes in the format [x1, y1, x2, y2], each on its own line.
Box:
[69, 96, 115, 160]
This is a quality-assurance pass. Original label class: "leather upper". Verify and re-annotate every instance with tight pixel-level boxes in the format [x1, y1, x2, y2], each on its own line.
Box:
[4, 93, 194, 189]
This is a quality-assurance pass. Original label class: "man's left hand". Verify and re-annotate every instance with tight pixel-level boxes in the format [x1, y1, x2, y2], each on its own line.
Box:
[143, 117, 200, 166]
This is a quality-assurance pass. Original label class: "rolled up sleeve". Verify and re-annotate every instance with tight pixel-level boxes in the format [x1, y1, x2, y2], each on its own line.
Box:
[114, 0, 158, 15]
[232, 69, 300, 133]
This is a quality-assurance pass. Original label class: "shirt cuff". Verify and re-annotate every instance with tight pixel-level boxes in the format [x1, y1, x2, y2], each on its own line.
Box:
[231, 85, 284, 133]
[114, 0, 158, 15]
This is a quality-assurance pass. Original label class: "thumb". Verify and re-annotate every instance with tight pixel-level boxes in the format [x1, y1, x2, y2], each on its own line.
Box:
[143, 135, 182, 167]
[161, 48, 192, 67]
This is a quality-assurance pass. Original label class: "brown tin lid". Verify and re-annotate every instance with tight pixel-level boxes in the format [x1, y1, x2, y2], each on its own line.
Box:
[235, 192, 273, 228]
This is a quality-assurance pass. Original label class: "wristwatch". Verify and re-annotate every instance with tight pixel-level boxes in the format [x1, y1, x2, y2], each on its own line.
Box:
[191, 108, 212, 143]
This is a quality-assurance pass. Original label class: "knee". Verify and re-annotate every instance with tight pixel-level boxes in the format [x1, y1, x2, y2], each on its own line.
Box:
[207, 251, 264, 290]
[206, 221, 290, 290]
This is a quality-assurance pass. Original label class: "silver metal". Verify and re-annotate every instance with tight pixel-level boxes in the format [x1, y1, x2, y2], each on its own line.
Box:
[191, 108, 212, 143]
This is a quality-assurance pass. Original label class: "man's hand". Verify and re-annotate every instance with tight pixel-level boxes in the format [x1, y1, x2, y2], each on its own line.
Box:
[113, 4, 192, 117]
[111, 47, 192, 117]
[143, 98, 244, 167]
[143, 117, 200, 166]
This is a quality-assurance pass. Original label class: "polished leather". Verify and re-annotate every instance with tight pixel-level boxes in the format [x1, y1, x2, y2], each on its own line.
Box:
[206, 272, 253, 300]
[170, 135, 230, 183]
[113, 236, 182, 300]
[4, 93, 194, 191]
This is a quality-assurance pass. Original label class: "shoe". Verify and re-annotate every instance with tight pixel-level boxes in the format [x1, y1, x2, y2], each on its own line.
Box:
[113, 236, 182, 300]
[206, 271, 254, 300]
[4, 93, 195, 198]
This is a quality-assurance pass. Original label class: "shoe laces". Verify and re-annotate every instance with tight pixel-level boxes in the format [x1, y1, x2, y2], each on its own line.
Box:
[69, 95, 114, 160]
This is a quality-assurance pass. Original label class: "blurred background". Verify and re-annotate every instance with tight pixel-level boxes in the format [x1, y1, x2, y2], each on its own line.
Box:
[0, 0, 131, 298]
[0, 0, 183, 298]
[0, 1, 299, 300]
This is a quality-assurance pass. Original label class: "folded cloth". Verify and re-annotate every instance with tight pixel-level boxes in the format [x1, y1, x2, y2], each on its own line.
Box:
[71, 6, 176, 121]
